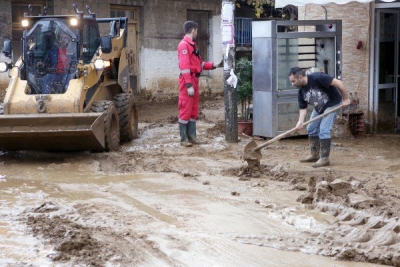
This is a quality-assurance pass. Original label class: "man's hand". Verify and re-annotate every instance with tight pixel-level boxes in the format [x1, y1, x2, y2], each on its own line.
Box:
[213, 60, 223, 68]
[187, 86, 194, 97]
[37, 62, 44, 68]
[342, 98, 350, 107]
[296, 120, 304, 130]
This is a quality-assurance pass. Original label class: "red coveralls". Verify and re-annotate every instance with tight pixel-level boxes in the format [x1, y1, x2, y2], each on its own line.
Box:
[177, 36, 214, 123]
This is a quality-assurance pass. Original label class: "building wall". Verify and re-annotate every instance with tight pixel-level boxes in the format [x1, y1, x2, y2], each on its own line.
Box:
[139, 0, 222, 99]
[0, 0, 223, 102]
[298, 3, 371, 113]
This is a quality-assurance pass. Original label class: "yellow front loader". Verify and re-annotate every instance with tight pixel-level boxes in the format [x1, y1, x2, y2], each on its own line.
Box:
[0, 4, 138, 151]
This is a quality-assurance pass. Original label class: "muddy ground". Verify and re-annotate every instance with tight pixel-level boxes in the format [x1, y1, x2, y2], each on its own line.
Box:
[1, 95, 400, 267]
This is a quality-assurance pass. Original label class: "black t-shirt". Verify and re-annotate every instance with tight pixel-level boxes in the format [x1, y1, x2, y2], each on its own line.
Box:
[298, 72, 343, 114]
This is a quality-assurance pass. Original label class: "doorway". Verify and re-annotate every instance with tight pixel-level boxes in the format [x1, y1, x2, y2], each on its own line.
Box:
[374, 8, 400, 133]
[187, 10, 210, 76]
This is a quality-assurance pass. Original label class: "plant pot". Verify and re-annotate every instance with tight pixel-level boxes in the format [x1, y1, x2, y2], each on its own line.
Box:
[238, 121, 253, 136]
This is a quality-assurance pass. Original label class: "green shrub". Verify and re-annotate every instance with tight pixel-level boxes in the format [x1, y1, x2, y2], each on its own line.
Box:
[236, 57, 252, 121]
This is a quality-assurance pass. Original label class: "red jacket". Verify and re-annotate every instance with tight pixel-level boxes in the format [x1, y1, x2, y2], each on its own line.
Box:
[178, 36, 214, 86]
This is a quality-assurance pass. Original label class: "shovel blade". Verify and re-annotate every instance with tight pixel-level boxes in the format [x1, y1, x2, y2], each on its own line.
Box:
[243, 140, 262, 161]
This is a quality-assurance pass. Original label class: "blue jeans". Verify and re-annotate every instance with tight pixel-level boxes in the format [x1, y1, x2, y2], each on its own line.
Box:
[306, 105, 339, 139]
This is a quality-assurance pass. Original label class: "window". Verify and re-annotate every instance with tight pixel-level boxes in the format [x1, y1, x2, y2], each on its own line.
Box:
[82, 23, 100, 63]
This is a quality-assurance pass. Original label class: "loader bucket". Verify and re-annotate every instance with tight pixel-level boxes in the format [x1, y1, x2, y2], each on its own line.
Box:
[0, 113, 105, 151]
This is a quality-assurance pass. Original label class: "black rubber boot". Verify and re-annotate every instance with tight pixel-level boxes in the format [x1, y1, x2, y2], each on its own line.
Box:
[187, 121, 206, 145]
[312, 138, 331, 168]
[179, 123, 192, 147]
[300, 136, 320, 163]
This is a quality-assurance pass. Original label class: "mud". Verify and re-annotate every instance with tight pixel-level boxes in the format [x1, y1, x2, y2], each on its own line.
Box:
[0, 96, 400, 266]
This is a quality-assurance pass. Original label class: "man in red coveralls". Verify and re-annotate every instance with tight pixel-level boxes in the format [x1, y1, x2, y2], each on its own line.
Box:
[177, 21, 222, 147]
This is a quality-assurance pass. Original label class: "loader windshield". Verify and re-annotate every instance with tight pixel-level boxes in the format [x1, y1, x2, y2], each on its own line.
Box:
[24, 19, 78, 94]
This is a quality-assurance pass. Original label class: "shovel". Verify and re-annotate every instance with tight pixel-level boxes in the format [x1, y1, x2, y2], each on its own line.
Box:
[243, 105, 343, 165]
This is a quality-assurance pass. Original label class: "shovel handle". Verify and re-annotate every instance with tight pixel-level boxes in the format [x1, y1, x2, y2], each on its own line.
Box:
[253, 105, 343, 152]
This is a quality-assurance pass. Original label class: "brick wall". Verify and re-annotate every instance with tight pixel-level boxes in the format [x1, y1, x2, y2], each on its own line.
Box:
[298, 3, 371, 113]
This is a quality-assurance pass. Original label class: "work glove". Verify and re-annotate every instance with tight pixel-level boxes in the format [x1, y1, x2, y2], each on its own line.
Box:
[187, 86, 194, 97]
[213, 60, 223, 68]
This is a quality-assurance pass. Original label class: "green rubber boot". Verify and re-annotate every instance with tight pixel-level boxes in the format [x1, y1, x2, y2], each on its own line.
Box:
[312, 138, 331, 168]
[179, 123, 192, 147]
[187, 121, 206, 145]
[300, 136, 320, 163]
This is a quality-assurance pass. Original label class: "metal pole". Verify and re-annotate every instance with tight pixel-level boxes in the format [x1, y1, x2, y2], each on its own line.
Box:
[221, 0, 237, 143]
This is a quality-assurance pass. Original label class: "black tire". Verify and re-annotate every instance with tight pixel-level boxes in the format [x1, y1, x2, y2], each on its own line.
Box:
[90, 101, 120, 152]
[114, 93, 138, 142]
[0, 103, 3, 115]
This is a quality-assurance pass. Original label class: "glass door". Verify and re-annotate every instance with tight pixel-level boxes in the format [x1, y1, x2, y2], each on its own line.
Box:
[375, 9, 399, 133]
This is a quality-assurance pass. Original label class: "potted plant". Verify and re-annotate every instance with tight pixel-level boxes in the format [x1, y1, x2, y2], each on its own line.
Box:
[236, 57, 253, 135]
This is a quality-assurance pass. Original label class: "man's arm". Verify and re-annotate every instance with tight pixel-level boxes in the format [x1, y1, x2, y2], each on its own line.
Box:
[296, 108, 308, 130]
[330, 78, 350, 107]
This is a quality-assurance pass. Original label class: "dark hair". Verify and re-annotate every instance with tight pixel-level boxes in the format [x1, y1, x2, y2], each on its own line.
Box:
[183, 21, 198, 34]
[288, 67, 304, 78]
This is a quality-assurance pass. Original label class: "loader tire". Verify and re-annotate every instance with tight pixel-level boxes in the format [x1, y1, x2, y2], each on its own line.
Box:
[114, 93, 138, 142]
[0, 103, 3, 115]
[90, 101, 120, 152]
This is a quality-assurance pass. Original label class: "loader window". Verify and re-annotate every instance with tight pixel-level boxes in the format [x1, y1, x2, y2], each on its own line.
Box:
[82, 24, 100, 64]
[24, 19, 78, 94]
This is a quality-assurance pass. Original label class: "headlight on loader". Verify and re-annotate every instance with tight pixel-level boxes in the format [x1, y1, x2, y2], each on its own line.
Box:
[0, 62, 10, 72]
[94, 59, 110, 70]
[21, 19, 29, 28]
[94, 59, 105, 70]
[70, 17, 79, 26]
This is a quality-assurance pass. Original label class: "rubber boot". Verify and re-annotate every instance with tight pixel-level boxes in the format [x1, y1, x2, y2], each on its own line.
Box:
[187, 121, 206, 145]
[300, 136, 320, 163]
[179, 123, 192, 147]
[312, 138, 331, 168]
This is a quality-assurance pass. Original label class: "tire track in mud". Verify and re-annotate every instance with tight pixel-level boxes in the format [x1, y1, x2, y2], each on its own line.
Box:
[92, 128, 400, 266]
[19, 197, 182, 266]
[236, 204, 400, 266]
[232, 163, 400, 266]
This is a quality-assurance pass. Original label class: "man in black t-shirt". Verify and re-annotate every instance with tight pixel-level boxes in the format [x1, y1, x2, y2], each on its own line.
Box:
[288, 67, 350, 168]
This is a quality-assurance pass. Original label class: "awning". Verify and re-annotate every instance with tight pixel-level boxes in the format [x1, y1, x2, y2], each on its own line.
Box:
[275, 0, 395, 8]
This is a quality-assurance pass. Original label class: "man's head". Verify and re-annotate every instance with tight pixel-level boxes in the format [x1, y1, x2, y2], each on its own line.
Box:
[288, 67, 306, 88]
[57, 31, 71, 48]
[183, 21, 198, 40]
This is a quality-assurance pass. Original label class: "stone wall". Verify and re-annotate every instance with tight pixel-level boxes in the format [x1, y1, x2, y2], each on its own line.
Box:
[298, 3, 371, 113]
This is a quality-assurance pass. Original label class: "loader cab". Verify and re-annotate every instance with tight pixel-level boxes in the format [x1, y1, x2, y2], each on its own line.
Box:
[21, 15, 100, 95]
[23, 18, 79, 94]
